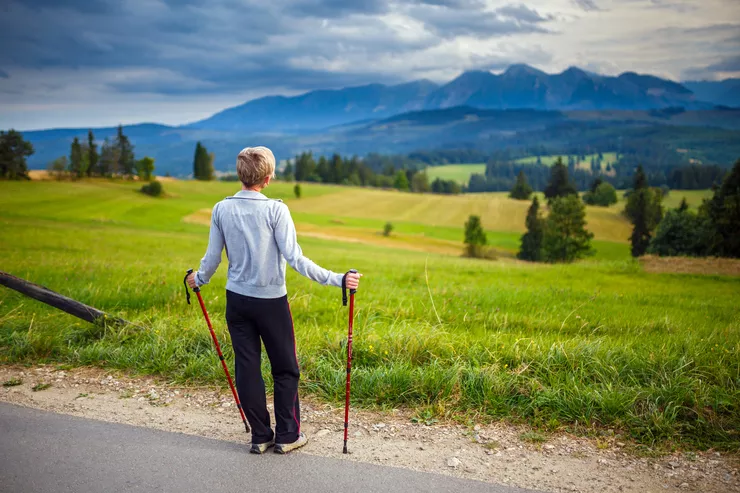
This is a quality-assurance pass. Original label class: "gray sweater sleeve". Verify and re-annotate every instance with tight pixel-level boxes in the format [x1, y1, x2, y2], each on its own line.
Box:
[273, 203, 344, 288]
[195, 202, 224, 287]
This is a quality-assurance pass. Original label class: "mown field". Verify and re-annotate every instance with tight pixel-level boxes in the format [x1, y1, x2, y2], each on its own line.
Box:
[1, 179, 738, 450]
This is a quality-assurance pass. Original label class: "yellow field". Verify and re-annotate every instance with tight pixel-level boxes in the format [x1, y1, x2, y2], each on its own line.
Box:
[285, 187, 632, 243]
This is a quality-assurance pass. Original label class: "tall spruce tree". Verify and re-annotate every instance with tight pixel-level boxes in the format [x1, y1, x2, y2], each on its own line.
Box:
[542, 195, 594, 262]
[702, 158, 740, 257]
[115, 125, 135, 176]
[193, 142, 213, 180]
[625, 165, 664, 257]
[509, 170, 533, 200]
[69, 137, 83, 178]
[518, 196, 544, 261]
[99, 138, 117, 176]
[86, 130, 98, 177]
[544, 157, 577, 203]
[193, 142, 204, 179]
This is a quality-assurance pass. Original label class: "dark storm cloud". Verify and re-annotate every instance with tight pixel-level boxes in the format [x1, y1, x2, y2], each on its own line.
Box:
[0, 0, 557, 102]
[572, 0, 602, 12]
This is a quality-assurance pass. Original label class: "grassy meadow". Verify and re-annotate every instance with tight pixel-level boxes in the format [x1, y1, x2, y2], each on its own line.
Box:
[1, 178, 738, 450]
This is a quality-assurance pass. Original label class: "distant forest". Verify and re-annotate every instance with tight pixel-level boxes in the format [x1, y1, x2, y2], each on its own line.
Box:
[281, 144, 735, 195]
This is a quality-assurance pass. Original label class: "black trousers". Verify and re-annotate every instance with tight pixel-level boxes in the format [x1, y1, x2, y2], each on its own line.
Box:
[225, 290, 300, 444]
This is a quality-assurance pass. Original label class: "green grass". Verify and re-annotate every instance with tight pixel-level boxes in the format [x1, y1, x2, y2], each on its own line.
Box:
[1, 179, 738, 450]
[425, 163, 486, 184]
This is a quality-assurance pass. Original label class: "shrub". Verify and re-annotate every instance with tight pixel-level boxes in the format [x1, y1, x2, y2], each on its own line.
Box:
[583, 182, 618, 207]
[383, 222, 393, 237]
[140, 180, 163, 197]
[294, 184, 302, 199]
[464, 215, 489, 258]
[648, 208, 712, 257]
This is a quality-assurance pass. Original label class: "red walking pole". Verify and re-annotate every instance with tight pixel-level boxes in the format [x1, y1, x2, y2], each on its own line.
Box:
[342, 270, 357, 454]
[184, 269, 249, 434]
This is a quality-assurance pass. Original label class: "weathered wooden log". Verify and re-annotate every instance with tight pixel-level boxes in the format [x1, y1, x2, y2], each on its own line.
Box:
[0, 270, 133, 328]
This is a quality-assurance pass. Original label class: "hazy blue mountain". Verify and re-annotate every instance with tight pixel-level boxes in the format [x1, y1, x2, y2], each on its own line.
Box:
[21, 107, 740, 175]
[423, 64, 702, 111]
[189, 80, 439, 132]
[682, 79, 740, 107]
[188, 65, 711, 133]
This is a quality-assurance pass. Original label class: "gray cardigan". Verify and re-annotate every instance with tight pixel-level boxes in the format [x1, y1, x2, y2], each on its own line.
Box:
[195, 190, 344, 298]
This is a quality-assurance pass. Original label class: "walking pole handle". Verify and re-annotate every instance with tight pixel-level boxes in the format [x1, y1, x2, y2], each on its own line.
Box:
[342, 269, 358, 306]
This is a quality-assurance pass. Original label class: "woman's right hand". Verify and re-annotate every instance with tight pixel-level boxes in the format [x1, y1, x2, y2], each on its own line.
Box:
[345, 271, 362, 290]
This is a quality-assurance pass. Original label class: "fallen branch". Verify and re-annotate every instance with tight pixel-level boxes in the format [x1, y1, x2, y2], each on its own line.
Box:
[0, 270, 133, 328]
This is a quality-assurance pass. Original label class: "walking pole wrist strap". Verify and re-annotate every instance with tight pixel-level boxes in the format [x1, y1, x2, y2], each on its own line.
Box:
[342, 269, 358, 306]
[183, 268, 200, 305]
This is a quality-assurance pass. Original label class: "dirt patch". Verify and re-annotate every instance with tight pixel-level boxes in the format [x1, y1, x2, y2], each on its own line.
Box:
[641, 255, 740, 277]
[2, 365, 737, 493]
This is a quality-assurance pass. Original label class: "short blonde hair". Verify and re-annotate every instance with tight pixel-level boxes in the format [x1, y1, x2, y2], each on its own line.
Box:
[236, 146, 276, 187]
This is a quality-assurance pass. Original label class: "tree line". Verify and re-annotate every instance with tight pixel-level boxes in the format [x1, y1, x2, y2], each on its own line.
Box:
[285, 151, 461, 194]
[501, 157, 740, 263]
[46, 126, 155, 181]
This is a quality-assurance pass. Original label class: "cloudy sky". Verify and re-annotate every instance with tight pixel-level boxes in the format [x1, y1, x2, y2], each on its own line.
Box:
[1, 0, 738, 130]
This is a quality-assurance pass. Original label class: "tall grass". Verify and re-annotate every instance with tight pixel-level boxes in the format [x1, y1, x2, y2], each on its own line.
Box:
[1, 180, 738, 450]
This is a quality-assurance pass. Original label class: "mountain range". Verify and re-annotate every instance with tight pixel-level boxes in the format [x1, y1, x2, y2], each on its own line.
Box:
[14, 64, 740, 174]
[190, 64, 730, 133]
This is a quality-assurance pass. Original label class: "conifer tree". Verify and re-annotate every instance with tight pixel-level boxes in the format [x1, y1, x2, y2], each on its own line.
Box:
[625, 165, 663, 257]
[0, 130, 33, 180]
[86, 130, 98, 177]
[509, 170, 533, 200]
[115, 125, 135, 176]
[69, 137, 83, 178]
[542, 195, 593, 262]
[544, 157, 577, 203]
[518, 196, 544, 261]
[702, 159, 740, 257]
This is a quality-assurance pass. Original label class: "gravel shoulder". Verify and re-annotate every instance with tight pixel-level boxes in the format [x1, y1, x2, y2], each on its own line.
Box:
[1, 365, 737, 493]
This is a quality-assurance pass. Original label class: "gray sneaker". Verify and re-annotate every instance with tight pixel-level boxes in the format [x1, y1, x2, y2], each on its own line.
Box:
[274, 432, 308, 454]
[250, 438, 275, 455]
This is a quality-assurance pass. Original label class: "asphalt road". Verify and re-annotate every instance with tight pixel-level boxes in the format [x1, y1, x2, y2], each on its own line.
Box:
[0, 402, 539, 493]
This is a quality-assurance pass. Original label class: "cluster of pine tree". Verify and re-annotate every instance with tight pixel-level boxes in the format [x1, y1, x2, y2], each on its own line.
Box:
[640, 159, 740, 258]
[286, 151, 459, 194]
[48, 126, 155, 181]
[517, 159, 593, 263]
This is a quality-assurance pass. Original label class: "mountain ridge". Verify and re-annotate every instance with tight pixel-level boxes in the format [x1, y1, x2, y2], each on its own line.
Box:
[188, 64, 723, 132]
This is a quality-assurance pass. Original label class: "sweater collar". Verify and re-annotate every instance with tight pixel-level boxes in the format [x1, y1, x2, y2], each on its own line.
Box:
[232, 190, 268, 200]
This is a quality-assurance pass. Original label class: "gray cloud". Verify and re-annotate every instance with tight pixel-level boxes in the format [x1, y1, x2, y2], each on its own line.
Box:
[647, 0, 698, 13]
[495, 4, 552, 23]
[0, 69, 8, 79]
[290, 0, 390, 18]
[410, 3, 552, 39]
[572, 0, 602, 12]
[705, 55, 740, 72]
